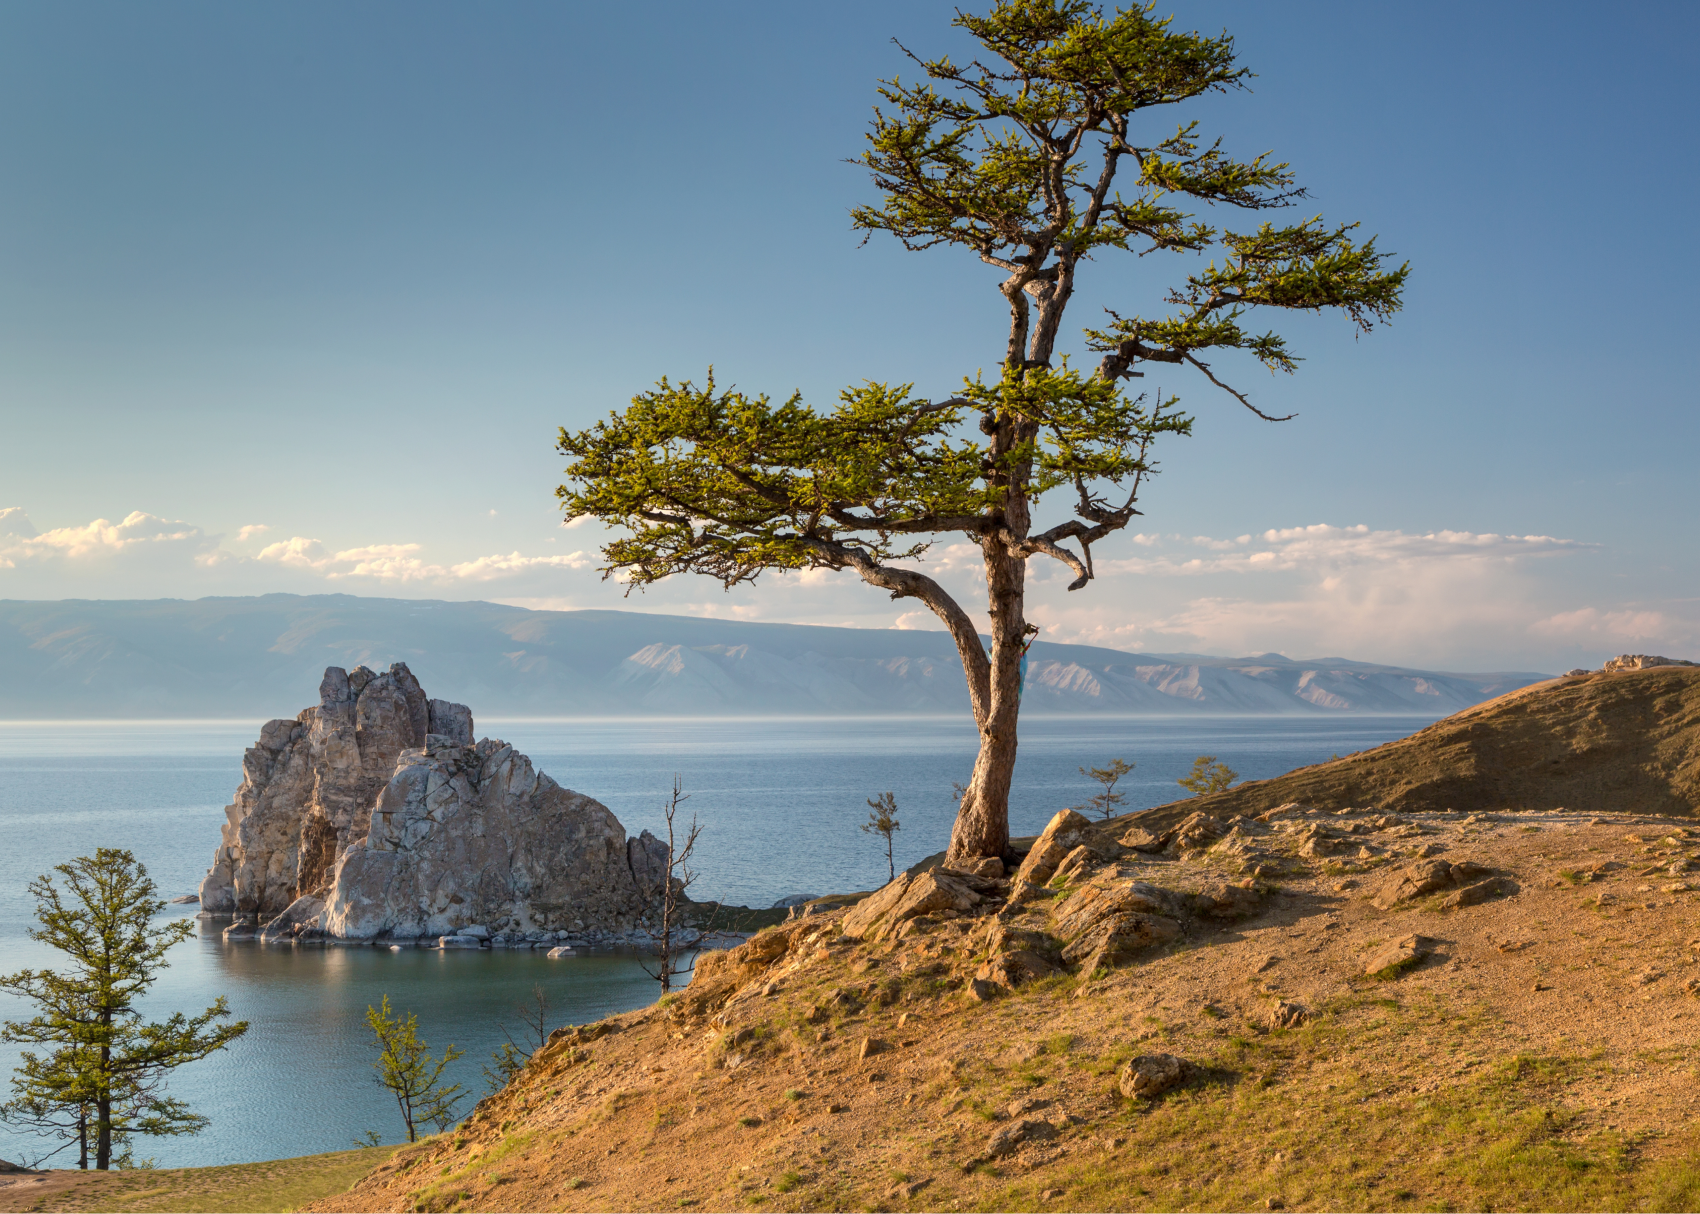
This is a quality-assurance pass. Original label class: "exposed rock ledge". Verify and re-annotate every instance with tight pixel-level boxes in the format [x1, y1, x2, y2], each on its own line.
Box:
[200, 664, 667, 942]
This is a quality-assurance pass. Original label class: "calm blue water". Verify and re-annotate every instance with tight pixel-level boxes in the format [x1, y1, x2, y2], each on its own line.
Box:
[0, 713, 1431, 1166]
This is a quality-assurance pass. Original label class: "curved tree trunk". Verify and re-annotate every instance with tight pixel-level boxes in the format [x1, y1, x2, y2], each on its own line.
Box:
[944, 542, 1027, 866]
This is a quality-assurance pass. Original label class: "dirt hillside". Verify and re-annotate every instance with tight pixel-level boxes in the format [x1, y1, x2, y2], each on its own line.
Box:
[310, 782, 1700, 1213]
[1130, 665, 1700, 833]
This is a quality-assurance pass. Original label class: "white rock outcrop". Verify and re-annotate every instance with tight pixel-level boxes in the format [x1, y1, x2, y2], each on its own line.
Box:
[1602, 654, 1697, 672]
[201, 665, 669, 942]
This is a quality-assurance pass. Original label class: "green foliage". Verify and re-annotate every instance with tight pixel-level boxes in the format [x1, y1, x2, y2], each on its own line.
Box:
[481, 1041, 525, 1098]
[0, 848, 248, 1170]
[1075, 757, 1133, 819]
[365, 995, 465, 1143]
[556, 367, 1185, 592]
[1177, 754, 1238, 796]
[862, 791, 902, 882]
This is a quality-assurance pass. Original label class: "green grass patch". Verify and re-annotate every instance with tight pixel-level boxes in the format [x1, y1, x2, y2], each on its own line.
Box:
[24, 1147, 399, 1213]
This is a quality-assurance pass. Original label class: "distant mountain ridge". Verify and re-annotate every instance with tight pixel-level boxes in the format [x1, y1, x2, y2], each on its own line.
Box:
[0, 595, 1550, 718]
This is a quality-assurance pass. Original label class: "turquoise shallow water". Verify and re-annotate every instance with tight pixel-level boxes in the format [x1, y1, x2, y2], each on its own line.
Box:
[0, 713, 1434, 1165]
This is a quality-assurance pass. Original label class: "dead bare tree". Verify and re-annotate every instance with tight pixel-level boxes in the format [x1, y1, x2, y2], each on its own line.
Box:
[481, 985, 553, 1096]
[640, 775, 704, 994]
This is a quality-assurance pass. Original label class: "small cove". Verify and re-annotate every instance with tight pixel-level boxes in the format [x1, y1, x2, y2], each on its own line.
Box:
[0, 712, 1434, 1165]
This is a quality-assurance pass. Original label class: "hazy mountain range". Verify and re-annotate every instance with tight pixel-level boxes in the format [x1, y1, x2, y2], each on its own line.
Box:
[0, 595, 1551, 719]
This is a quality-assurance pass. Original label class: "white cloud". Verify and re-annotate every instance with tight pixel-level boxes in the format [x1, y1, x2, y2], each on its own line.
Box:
[0, 508, 38, 540]
[0, 511, 219, 572]
[1092, 523, 1582, 578]
[447, 552, 592, 580]
[2, 506, 1693, 671]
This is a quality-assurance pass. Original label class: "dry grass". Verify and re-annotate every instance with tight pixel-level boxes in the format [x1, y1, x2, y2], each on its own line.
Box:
[0, 1147, 397, 1213]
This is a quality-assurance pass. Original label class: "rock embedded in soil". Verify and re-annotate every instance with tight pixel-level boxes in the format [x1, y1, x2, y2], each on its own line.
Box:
[1118, 1053, 1189, 1100]
[1364, 934, 1438, 979]
[986, 1118, 1057, 1158]
[1015, 809, 1097, 885]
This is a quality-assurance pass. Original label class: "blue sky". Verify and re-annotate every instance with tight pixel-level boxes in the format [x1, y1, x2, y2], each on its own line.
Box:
[1, 1, 1695, 672]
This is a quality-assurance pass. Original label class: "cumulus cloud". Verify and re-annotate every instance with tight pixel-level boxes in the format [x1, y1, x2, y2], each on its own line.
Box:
[253, 537, 593, 583]
[0, 508, 38, 539]
[0, 509, 220, 572]
[0, 508, 599, 597]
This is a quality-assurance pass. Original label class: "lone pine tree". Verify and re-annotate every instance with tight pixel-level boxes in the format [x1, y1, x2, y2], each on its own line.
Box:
[0, 849, 248, 1170]
[556, 0, 1405, 866]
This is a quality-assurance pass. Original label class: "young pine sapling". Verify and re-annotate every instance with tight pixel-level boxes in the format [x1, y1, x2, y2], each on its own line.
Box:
[862, 792, 902, 883]
[1076, 759, 1134, 821]
[365, 995, 464, 1143]
[1178, 755, 1239, 796]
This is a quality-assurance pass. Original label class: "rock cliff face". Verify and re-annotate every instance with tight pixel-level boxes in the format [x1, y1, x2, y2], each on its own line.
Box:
[201, 664, 664, 942]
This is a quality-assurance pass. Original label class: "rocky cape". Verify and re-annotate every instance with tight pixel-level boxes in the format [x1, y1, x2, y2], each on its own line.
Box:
[200, 663, 672, 946]
[1122, 658, 1700, 833]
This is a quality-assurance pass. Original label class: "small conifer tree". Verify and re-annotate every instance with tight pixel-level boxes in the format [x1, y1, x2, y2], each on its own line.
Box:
[1178, 755, 1239, 796]
[365, 996, 464, 1142]
[0, 849, 247, 1170]
[862, 792, 902, 883]
[1076, 759, 1134, 820]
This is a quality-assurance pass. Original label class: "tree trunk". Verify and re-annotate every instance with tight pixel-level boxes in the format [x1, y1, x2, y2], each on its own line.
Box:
[944, 543, 1027, 866]
[77, 1111, 87, 1170]
[94, 1093, 110, 1170]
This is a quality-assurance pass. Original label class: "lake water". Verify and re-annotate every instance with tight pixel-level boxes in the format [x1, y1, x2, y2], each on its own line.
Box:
[0, 713, 1434, 1166]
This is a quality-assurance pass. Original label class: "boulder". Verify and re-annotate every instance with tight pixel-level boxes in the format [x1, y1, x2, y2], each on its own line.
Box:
[255, 894, 325, 943]
[1268, 1000, 1308, 1029]
[1441, 876, 1517, 909]
[1371, 860, 1462, 909]
[1363, 934, 1437, 979]
[1164, 812, 1227, 854]
[1015, 810, 1097, 886]
[1051, 845, 1100, 886]
[976, 950, 1061, 988]
[1060, 912, 1182, 975]
[1189, 878, 1267, 920]
[1050, 880, 1183, 939]
[1371, 859, 1505, 910]
[840, 869, 998, 943]
[1117, 1053, 1188, 1100]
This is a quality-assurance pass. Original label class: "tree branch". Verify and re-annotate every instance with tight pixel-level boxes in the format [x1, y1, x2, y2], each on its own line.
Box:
[803, 536, 991, 726]
[1182, 353, 1296, 421]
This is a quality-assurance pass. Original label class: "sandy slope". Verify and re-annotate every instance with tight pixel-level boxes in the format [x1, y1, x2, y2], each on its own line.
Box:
[311, 801, 1700, 1213]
